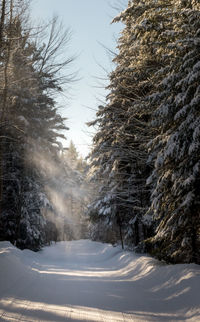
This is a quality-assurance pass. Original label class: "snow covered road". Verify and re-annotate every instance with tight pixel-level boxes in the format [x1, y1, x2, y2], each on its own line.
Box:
[0, 240, 200, 321]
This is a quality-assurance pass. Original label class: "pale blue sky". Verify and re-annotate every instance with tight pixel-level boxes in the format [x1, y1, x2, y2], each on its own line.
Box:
[31, 0, 126, 157]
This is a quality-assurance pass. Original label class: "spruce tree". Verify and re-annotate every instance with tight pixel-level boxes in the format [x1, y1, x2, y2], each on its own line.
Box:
[146, 0, 200, 264]
[88, 0, 172, 247]
[0, 0, 74, 249]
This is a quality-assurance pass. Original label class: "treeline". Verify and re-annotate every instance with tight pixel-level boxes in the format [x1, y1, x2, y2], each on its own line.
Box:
[88, 0, 200, 264]
[0, 0, 88, 250]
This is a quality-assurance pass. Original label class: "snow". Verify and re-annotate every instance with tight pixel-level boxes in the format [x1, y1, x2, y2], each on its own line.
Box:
[0, 240, 200, 322]
[17, 116, 30, 127]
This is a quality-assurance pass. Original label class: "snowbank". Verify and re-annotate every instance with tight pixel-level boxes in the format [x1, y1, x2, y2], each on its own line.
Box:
[0, 240, 200, 321]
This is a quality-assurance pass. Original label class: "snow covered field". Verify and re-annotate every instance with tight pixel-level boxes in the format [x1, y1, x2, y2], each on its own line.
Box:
[0, 240, 200, 322]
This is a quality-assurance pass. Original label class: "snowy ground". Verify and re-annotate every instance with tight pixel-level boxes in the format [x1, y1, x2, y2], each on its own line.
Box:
[0, 240, 200, 322]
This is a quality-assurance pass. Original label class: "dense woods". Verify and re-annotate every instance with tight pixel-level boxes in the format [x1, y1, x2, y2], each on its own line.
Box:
[0, 0, 199, 265]
[0, 0, 89, 250]
[88, 0, 200, 264]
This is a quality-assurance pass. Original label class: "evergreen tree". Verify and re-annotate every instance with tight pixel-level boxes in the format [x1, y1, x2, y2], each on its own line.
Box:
[66, 140, 79, 168]
[0, 0, 75, 249]
[60, 142, 90, 239]
[88, 0, 200, 264]
[88, 0, 170, 247]
[145, 0, 200, 264]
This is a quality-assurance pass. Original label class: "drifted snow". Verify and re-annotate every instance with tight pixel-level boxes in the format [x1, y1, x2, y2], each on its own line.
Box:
[0, 240, 200, 321]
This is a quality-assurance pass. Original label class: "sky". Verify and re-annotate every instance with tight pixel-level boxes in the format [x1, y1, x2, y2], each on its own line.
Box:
[30, 0, 127, 158]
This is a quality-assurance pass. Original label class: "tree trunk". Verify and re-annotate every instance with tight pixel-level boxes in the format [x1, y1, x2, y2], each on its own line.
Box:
[134, 219, 139, 246]
[0, 0, 6, 46]
[119, 223, 124, 249]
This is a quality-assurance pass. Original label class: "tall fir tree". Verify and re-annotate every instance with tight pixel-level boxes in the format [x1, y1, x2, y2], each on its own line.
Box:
[88, 0, 172, 247]
[88, 0, 200, 264]
[145, 0, 200, 264]
[0, 0, 74, 249]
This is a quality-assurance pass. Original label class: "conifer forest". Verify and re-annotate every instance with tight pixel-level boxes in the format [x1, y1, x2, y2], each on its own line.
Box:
[0, 0, 200, 268]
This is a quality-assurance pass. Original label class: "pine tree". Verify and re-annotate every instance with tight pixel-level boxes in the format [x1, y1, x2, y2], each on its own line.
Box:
[145, 0, 200, 264]
[88, 0, 172, 247]
[60, 142, 90, 239]
[0, 0, 75, 249]
[66, 140, 79, 168]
